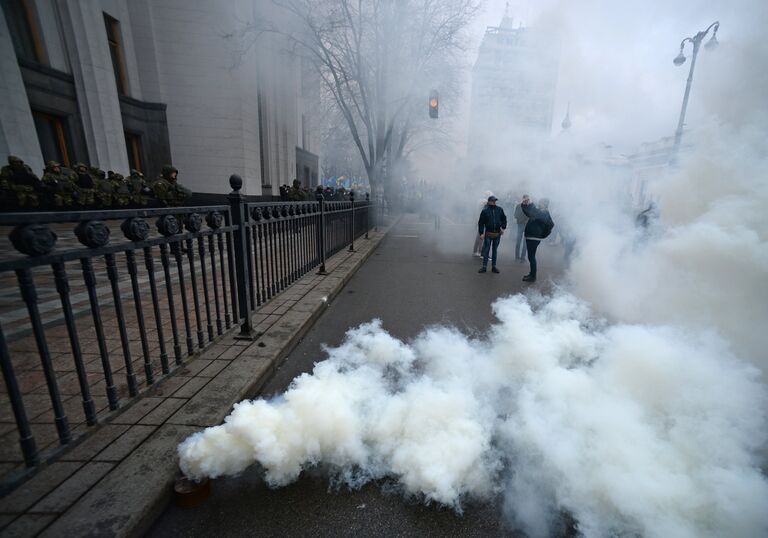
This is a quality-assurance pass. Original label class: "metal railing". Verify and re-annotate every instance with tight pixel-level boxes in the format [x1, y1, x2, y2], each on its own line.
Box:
[0, 174, 371, 477]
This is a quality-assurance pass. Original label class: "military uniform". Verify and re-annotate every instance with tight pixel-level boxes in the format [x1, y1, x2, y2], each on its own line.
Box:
[152, 165, 191, 207]
[108, 171, 131, 208]
[0, 156, 42, 209]
[41, 161, 78, 209]
[72, 163, 96, 207]
[288, 179, 307, 201]
[126, 169, 151, 206]
[91, 166, 114, 208]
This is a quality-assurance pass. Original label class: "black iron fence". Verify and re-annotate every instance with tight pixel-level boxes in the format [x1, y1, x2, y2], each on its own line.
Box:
[0, 174, 370, 477]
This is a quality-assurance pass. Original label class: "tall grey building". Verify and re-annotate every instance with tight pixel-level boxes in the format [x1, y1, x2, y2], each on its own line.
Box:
[0, 0, 320, 197]
[467, 13, 559, 170]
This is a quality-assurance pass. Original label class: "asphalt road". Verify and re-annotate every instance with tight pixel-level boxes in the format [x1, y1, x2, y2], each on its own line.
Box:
[148, 213, 567, 538]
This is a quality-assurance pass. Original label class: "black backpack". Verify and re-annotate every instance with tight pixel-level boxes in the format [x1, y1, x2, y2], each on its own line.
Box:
[541, 217, 555, 238]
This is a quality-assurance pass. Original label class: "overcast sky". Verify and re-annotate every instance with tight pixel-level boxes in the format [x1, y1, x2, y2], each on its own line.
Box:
[459, 0, 767, 152]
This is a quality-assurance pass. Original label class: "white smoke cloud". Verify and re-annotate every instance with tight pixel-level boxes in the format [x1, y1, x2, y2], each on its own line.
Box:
[180, 320, 500, 508]
[562, 122, 768, 374]
[179, 295, 768, 537]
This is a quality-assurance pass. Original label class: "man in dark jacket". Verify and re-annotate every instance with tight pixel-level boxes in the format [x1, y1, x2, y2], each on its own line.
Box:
[477, 195, 507, 273]
[521, 197, 554, 282]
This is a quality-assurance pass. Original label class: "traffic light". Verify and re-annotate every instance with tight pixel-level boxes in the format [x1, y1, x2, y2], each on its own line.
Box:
[429, 90, 438, 119]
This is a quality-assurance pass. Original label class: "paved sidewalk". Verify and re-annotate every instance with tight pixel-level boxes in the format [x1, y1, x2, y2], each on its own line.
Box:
[0, 222, 392, 538]
[0, 233, 237, 481]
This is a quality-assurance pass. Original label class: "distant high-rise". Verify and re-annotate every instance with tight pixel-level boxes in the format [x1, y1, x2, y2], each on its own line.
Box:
[467, 14, 559, 168]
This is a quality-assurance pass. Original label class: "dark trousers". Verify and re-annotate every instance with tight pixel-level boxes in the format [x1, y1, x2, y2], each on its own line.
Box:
[515, 224, 527, 260]
[482, 235, 501, 268]
[526, 239, 540, 277]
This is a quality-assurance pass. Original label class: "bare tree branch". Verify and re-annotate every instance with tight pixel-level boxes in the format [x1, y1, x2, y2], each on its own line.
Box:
[252, 0, 478, 198]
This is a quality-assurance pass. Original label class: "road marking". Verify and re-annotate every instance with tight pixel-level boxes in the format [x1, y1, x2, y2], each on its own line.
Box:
[392, 235, 418, 238]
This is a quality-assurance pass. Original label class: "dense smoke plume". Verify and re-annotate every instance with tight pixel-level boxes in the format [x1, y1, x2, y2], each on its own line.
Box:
[563, 124, 768, 373]
[179, 296, 768, 537]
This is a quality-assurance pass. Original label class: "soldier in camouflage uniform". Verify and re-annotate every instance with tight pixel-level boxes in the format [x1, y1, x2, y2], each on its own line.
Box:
[152, 165, 191, 207]
[91, 166, 114, 208]
[0, 158, 12, 210]
[288, 178, 307, 201]
[41, 161, 79, 209]
[72, 163, 96, 207]
[126, 169, 152, 206]
[108, 170, 131, 208]
[0, 156, 42, 209]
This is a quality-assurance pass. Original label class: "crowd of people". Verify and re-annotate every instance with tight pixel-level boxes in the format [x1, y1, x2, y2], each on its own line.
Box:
[476, 193, 555, 283]
[278, 179, 366, 202]
[473, 190, 658, 283]
[0, 156, 191, 210]
[314, 184, 364, 201]
[2, 156, 376, 211]
[278, 179, 313, 201]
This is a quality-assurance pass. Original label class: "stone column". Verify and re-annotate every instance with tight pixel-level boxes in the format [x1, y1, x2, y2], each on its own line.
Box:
[0, 7, 43, 169]
[57, 0, 129, 172]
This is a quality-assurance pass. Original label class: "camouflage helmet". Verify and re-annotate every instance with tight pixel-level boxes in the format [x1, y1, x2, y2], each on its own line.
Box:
[130, 168, 144, 178]
[45, 161, 61, 173]
[161, 165, 178, 181]
[74, 162, 89, 173]
[89, 166, 106, 179]
[7, 155, 24, 167]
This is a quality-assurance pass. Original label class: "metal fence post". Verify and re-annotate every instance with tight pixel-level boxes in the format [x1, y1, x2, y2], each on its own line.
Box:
[316, 194, 327, 274]
[365, 193, 370, 239]
[0, 321, 39, 467]
[348, 190, 356, 252]
[228, 175, 254, 339]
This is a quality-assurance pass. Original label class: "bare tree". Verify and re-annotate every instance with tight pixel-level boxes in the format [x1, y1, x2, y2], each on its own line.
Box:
[262, 0, 478, 201]
[319, 104, 367, 180]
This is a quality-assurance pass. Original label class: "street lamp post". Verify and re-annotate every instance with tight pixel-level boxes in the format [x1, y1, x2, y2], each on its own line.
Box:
[671, 21, 719, 161]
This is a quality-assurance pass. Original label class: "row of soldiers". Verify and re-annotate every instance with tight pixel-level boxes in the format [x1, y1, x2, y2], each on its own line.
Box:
[0, 156, 191, 211]
[278, 179, 312, 202]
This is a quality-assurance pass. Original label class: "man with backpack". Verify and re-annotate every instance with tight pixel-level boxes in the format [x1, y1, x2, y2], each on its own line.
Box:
[513, 194, 530, 263]
[521, 197, 555, 282]
[477, 195, 507, 274]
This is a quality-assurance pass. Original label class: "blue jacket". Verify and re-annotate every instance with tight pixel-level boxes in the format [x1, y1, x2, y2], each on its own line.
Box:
[478, 205, 507, 235]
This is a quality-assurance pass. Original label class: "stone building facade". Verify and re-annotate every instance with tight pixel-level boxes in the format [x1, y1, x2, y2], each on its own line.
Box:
[467, 14, 559, 170]
[0, 0, 320, 197]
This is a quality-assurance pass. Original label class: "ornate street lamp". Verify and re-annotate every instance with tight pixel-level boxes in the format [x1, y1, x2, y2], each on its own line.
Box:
[671, 21, 720, 161]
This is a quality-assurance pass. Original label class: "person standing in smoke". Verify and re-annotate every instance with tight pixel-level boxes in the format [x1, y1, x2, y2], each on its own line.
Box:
[635, 201, 659, 242]
[635, 201, 657, 228]
[521, 197, 554, 282]
[558, 214, 577, 266]
[473, 190, 494, 257]
[513, 194, 530, 263]
[477, 195, 507, 274]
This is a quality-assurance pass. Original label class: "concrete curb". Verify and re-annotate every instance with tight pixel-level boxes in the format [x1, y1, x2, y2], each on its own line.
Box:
[32, 220, 396, 538]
